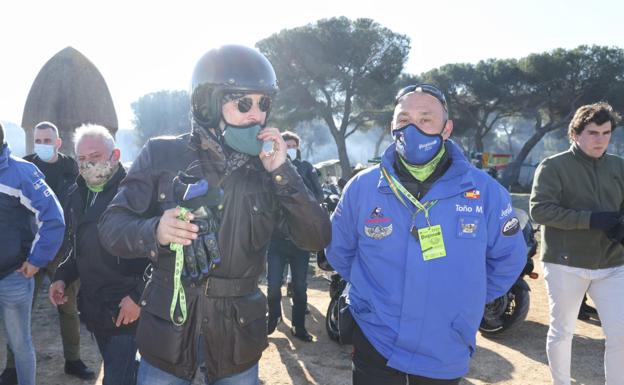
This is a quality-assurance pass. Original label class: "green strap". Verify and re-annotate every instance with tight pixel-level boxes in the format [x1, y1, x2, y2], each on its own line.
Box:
[381, 167, 437, 225]
[169, 206, 188, 326]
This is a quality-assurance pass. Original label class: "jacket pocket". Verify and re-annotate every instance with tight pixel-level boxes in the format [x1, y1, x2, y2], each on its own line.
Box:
[137, 280, 197, 366]
[451, 314, 476, 357]
[247, 193, 275, 250]
[157, 175, 178, 210]
[231, 291, 268, 365]
[77, 293, 121, 332]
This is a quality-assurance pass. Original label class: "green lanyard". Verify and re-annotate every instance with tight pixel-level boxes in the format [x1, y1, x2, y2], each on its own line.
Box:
[381, 167, 437, 226]
[169, 206, 189, 326]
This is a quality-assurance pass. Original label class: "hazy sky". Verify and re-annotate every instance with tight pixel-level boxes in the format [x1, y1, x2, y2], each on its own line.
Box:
[1, 0, 623, 130]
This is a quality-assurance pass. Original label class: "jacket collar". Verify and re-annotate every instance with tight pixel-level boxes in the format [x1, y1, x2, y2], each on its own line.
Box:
[71, 165, 127, 225]
[378, 140, 476, 201]
[30, 152, 75, 175]
[570, 143, 606, 165]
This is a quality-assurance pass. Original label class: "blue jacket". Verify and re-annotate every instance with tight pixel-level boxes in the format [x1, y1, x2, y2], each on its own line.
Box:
[0, 144, 65, 278]
[326, 141, 526, 379]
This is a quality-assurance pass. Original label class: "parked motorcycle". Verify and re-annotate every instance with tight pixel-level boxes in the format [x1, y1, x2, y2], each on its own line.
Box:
[317, 248, 351, 344]
[479, 207, 539, 336]
[316, 192, 348, 343]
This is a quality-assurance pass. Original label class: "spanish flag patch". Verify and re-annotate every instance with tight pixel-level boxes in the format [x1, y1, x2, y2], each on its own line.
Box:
[464, 189, 481, 199]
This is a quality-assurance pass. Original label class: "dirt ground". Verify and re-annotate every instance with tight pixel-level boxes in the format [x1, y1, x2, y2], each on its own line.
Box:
[0, 260, 607, 385]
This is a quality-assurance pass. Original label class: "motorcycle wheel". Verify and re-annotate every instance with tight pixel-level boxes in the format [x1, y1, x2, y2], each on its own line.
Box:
[326, 297, 340, 342]
[479, 284, 530, 337]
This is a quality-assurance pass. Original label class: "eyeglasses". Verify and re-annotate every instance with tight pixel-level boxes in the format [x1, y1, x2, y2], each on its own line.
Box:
[395, 84, 448, 111]
[232, 96, 272, 113]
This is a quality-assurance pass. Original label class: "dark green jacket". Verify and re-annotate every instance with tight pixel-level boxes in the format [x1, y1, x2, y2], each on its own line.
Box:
[530, 144, 624, 269]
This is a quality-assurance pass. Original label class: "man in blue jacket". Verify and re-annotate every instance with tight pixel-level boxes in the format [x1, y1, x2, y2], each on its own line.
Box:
[0, 121, 92, 385]
[326, 84, 526, 384]
[0, 122, 65, 385]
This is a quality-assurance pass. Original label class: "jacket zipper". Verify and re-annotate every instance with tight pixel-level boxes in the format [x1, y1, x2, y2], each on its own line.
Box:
[594, 160, 602, 208]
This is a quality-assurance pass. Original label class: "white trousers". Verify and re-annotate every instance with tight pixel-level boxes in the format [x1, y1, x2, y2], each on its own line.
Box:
[543, 262, 624, 385]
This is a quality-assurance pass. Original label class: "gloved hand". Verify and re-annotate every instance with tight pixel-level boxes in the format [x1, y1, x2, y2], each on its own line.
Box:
[181, 221, 221, 282]
[182, 235, 221, 282]
[173, 172, 223, 283]
[589, 212, 620, 232]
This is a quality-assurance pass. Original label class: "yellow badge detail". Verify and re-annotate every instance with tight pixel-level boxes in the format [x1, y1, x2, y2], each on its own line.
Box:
[418, 225, 447, 260]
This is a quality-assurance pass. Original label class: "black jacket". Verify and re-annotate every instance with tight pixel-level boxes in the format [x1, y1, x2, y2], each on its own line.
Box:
[292, 158, 324, 202]
[23, 152, 78, 207]
[98, 133, 331, 380]
[55, 165, 149, 335]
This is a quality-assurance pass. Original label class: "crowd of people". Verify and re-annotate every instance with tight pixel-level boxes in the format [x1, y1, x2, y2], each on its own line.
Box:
[0, 44, 621, 385]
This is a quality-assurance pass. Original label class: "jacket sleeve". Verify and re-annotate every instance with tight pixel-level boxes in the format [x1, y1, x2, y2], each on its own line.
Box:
[53, 250, 79, 286]
[18, 163, 66, 267]
[271, 160, 331, 252]
[530, 158, 591, 230]
[325, 178, 358, 281]
[484, 183, 527, 302]
[53, 198, 79, 285]
[98, 142, 162, 261]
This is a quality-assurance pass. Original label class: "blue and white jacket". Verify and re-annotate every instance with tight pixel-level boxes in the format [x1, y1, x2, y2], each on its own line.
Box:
[326, 141, 526, 379]
[0, 144, 65, 278]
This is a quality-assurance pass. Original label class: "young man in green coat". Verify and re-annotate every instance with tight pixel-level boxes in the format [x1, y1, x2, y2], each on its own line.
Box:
[530, 102, 624, 385]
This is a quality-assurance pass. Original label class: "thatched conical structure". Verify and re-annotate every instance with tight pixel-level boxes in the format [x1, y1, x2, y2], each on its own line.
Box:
[22, 47, 118, 156]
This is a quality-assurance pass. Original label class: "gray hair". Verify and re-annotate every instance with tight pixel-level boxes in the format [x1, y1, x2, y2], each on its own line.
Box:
[73, 124, 115, 154]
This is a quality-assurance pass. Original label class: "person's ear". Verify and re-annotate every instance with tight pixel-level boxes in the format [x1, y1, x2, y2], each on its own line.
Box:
[442, 120, 454, 140]
[55, 137, 63, 151]
[110, 148, 121, 162]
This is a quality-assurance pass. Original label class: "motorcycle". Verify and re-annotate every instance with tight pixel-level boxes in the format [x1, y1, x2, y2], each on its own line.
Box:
[315, 192, 352, 343]
[479, 207, 539, 336]
[317, 249, 350, 343]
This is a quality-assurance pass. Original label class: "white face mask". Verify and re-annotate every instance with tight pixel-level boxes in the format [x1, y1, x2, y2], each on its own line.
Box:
[287, 148, 298, 160]
[34, 143, 56, 162]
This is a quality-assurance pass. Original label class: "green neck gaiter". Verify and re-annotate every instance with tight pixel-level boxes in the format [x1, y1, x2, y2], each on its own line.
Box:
[86, 182, 105, 193]
[399, 144, 446, 182]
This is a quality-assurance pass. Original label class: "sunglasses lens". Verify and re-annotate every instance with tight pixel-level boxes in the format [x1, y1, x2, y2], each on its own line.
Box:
[236, 97, 253, 113]
[259, 96, 271, 112]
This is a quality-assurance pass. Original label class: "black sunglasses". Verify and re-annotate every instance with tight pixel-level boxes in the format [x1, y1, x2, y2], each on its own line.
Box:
[232, 96, 272, 113]
[395, 84, 448, 111]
